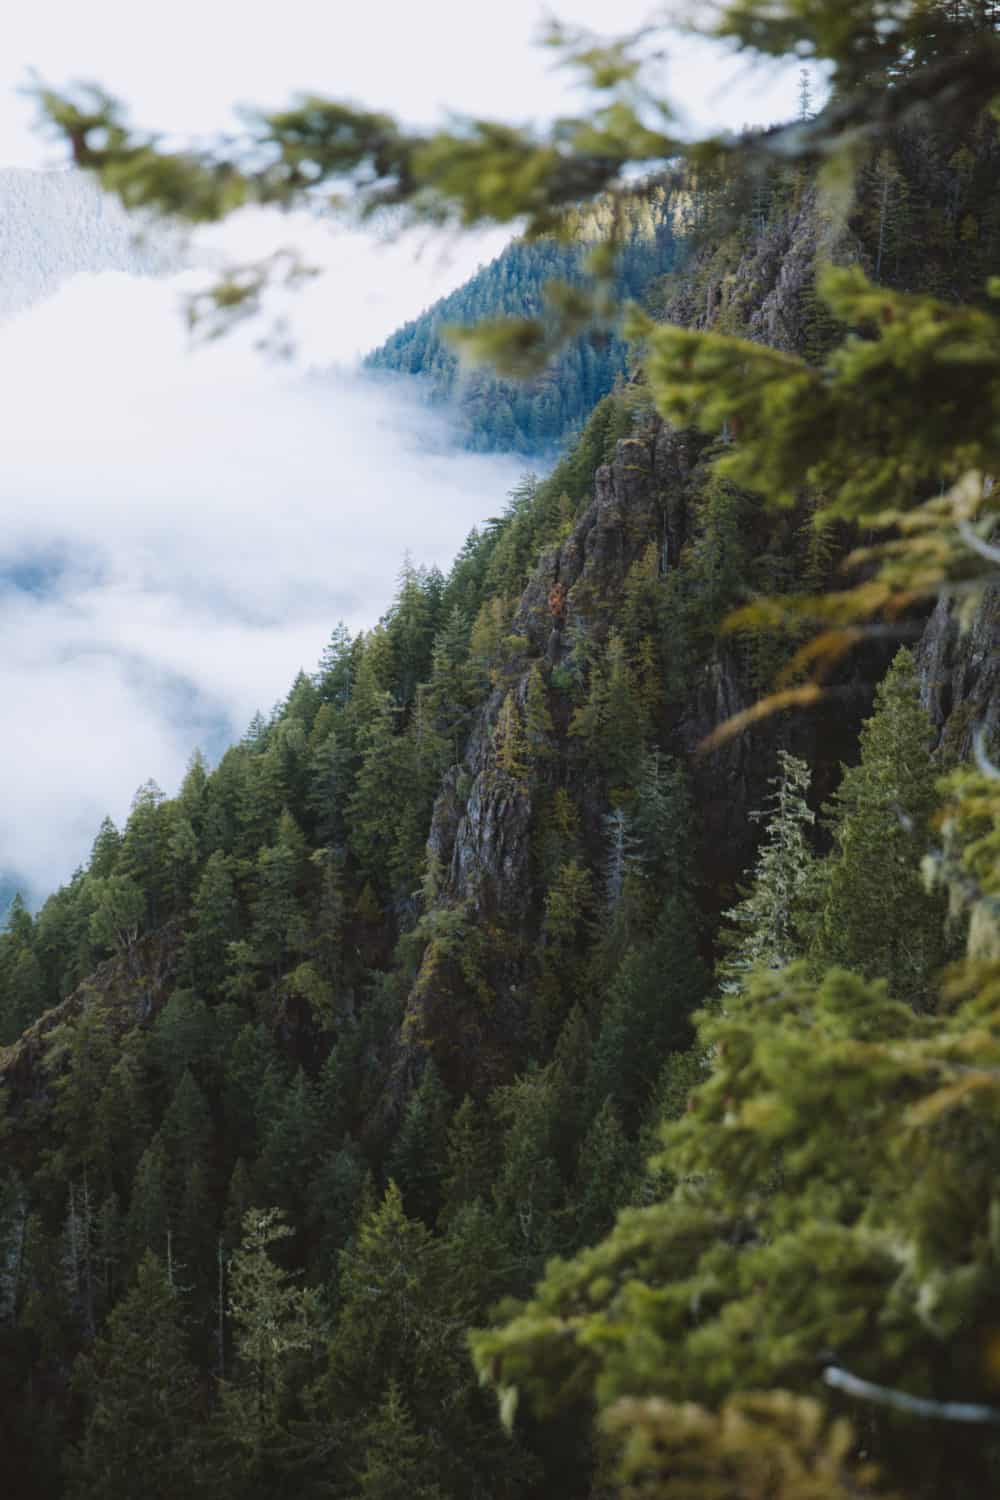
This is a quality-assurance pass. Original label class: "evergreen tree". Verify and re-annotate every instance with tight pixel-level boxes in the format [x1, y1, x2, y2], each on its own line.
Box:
[252, 811, 308, 990]
[316, 1026, 362, 1145]
[87, 816, 122, 879]
[491, 1070, 564, 1282]
[0, 938, 47, 1045]
[307, 717, 352, 848]
[328, 1182, 448, 1408]
[586, 899, 707, 1131]
[69, 1252, 201, 1500]
[387, 1061, 451, 1226]
[493, 690, 528, 783]
[423, 605, 478, 763]
[177, 1158, 214, 1289]
[601, 631, 648, 786]
[218, 1207, 321, 1483]
[19, 1211, 74, 1368]
[254, 1068, 321, 1220]
[118, 780, 168, 929]
[87, 875, 145, 956]
[601, 806, 640, 921]
[160, 1067, 214, 1231]
[149, 990, 214, 1092]
[573, 1097, 635, 1245]
[125, 1136, 170, 1267]
[391, 688, 451, 892]
[815, 650, 951, 1006]
[717, 750, 815, 991]
[523, 662, 555, 763]
[308, 1137, 365, 1284]
[569, 631, 648, 785]
[222, 1158, 255, 1253]
[94, 1030, 152, 1191]
[199, 746, 243, 857]
[631, 751, 695, 897]
[235, 744, 287, 860]
[440, 1095, 493, 1224]
[316, 621, 354, 707]
[177, 747, 210, 829]
[303, 843, 349, 1003]
[385, 557, 440, 707]
[47, 995, 117, 1174]
[349, 627, 396, 724]
[163, 807, 200, 912]
[476, 957, 1000, 1499]
[348, 691, 405, 892]
[867, 147, 910, 283]
[567, 656, 607, 762]
[221, 1023, 284, 1162]
[93, 1190, 124, 1322]
[180, 851, 240, 992]
[533, 860, 593, 1047]
[355, 1382, 446, 1500]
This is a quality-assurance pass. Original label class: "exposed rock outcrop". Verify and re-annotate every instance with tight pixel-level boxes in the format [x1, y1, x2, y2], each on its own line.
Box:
[398, 416, 879, 1096]
[666, 186, 865, 353]
[0, 921, 181, 1116]
[917, 586, 1000, 757]
[399, 177, 999, 1098]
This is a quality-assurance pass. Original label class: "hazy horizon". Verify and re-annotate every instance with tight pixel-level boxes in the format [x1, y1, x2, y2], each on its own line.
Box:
[0, 172, 525, 905]
[0, 3, 806, 904]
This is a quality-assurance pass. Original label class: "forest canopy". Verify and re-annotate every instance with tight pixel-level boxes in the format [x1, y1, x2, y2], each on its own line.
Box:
[0, 4, 998, 1500]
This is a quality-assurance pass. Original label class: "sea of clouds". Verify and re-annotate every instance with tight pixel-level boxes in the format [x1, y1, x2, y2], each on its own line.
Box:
[0, 174, 525, 901]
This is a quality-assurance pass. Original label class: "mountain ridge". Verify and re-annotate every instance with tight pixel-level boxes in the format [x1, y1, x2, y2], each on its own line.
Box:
[364, 188, 680, 454]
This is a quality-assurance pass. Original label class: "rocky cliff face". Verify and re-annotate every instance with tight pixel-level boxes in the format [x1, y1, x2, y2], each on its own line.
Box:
[665, 185, 864, 353]
[917, 586, 1000, 757]
[399, 189, 999, 1101]
[0, 921, 180, 1119]
[0, 167, 173, 322]
[3, 173, 995, 1126]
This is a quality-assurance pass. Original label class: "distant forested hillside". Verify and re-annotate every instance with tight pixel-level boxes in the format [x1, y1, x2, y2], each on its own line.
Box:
[2, 122, 997, 1495]
[365, 189, 679, 453]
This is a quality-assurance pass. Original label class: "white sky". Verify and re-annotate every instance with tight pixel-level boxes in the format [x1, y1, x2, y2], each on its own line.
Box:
[0, 2, 804, 902]
[0, 269, 528, 895]
[1, 0, 802, 168]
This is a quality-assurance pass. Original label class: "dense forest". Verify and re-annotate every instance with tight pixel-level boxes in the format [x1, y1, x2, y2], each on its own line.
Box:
[365, 191, 679, 453]
[3, 5, 1000, 1499]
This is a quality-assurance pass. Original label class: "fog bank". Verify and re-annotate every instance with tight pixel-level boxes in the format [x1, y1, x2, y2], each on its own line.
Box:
[0, 176, 524, 901]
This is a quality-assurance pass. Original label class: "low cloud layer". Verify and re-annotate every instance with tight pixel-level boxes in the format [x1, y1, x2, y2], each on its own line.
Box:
[0, 207, 525, 901]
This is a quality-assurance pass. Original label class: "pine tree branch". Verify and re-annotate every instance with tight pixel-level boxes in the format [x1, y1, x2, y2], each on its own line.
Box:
[974, 725, 1000, 782]
[823, 1366, 1000, 1424]
[958, 518, 1000, 567]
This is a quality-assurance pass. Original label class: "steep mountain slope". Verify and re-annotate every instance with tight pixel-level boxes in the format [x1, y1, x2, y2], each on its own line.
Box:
[0, 129, 997, 1500]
